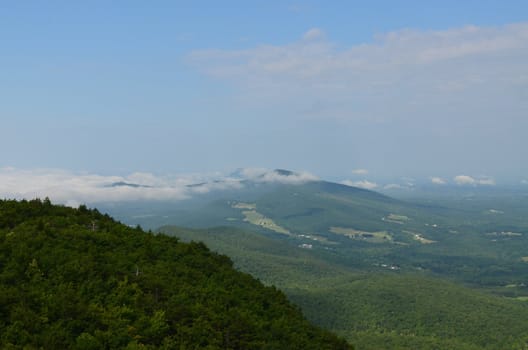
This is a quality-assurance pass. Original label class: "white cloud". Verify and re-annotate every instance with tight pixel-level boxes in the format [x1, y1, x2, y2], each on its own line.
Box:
[477, 177, 496, 186]
[431, 177, 447, 185]
[239, 168, 318, 184]
[454, 175, 495, 186]
[399, 177, 416, 187]
[188, 23, 528, 124]
[192, 23, 528, 80]
[384, 184, 404, 190]
[341, 179, 378, 190]
[0, 167, 317, 205]
[454, 175, 477, 185]
[352, 168, 369, 175]
[0, 169, 177, 204]
[303, 28, 325, 41]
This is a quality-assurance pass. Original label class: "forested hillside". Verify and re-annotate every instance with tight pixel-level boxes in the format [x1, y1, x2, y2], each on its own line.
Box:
[163, 225, 528, 350]
[0, 199, 352, 349]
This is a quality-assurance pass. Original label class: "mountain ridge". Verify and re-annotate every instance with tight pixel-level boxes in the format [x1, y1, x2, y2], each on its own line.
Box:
[0, 199, 353, 349]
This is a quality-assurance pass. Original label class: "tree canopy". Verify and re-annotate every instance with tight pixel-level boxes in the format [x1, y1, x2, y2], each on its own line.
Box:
[0, 199, 352, 349]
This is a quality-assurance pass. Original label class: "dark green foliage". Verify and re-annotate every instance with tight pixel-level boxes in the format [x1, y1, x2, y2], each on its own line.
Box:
[289, 274, 528, 350]
[0, 199, 352, 350]
[165, 225, 528, 350]
[99, 181, 528, 349]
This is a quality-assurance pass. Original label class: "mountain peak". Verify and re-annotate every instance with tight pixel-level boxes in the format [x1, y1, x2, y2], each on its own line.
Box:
[273, 169, 296, 176]
[106, 181, 152, 188]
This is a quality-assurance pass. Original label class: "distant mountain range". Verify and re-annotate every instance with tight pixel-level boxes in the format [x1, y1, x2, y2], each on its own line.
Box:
[106, 181, 152, 188]
[97, 171, 528, 349]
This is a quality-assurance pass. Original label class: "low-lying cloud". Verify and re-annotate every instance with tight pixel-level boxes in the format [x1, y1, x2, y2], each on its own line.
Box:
[431, 177, 447, 185]
[454, 175, 495, 186]
[0, 168, 200, 206]
[341, 179, 378, 190]
[383, 184, 404, 190]
[351, 169, 369, 175]
[0, 167, 317, 206]
[238, 168, 319, 184]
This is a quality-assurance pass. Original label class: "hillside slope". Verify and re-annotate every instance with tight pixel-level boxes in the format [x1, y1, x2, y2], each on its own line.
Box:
[162, 225, 528, 350]
[0, 199, 352, 349]
[133, 178, 528, 288]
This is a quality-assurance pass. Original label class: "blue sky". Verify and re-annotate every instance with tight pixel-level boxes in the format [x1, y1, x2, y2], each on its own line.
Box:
[2, 1, 528, 191]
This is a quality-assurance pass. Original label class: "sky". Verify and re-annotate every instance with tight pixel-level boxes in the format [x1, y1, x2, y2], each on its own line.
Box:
[2, 1, 528, 201]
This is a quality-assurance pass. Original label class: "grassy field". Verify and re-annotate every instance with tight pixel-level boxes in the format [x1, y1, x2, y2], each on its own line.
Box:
[382, 213, 410, 225]
[230, 201, 292, 235]
[231, 202, 256, 210]
[329, 226, 393, 243]
[402, 230, 436, 244]
[241, 209, 292, 235]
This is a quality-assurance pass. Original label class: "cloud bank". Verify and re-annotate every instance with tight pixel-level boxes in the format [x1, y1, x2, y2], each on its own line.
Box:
[0, 167, 318, 206]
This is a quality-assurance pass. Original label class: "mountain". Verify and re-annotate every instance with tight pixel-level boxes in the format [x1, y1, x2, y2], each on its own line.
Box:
[107, 176, 528, 286]
[97, 174, 528, 349]
[103, 176, 418, 232]
[0, 199, 352, 349]
[107, 181, 153, 188]
[271, 169, 294, 176]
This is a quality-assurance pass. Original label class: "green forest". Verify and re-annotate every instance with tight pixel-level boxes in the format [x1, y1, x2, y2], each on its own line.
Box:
[164, 225, 528, 350]
[0, 199, 352, 349]
[99, 178, 528, 350]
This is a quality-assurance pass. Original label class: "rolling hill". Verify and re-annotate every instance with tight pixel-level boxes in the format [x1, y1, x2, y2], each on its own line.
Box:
[97, 170, 528, 349]
[0, 199, 352, 349]
[161, 225, 528, 350]
[106, 172, 528, 287]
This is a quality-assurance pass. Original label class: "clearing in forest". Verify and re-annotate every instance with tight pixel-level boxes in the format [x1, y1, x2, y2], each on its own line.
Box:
[329, 227, 393, 243]
[242, 210, 291, 235]
[403, 230, 437, 244]
[382, 213, 410, 225]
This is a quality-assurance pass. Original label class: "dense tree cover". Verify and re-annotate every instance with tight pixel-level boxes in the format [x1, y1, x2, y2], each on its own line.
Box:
[289, 274, 528, 350]
[0, 199, 352, 349]
[165, 226, 528, 350]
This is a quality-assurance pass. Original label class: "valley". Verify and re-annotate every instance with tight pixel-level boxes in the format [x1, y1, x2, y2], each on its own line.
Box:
[101, 172, 528, 349]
